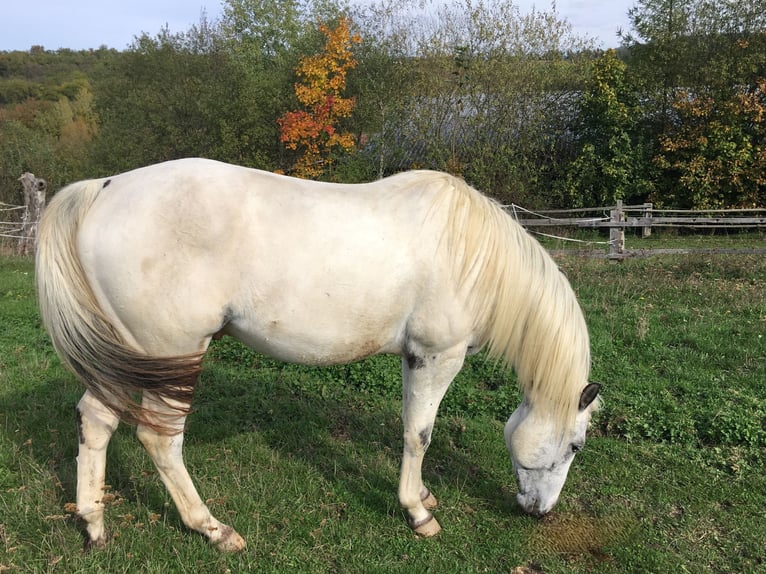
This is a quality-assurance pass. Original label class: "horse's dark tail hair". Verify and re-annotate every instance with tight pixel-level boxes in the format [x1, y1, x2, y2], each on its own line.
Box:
[35, 179, 204, 435]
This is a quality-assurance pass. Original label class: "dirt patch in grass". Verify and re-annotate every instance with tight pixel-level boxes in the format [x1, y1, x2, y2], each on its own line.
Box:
[528, 511, 632, 561]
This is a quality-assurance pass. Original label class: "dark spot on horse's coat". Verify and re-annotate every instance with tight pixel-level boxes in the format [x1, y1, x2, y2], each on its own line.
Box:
[407, 353, 425, 370]
[213, 306, 235, 339]
[419, 425, 433, 449]
[102, 179, 111, 189]
[76, 407, 85, 445]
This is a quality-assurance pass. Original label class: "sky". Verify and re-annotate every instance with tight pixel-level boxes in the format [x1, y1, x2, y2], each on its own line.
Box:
[0, 0, 634, 52]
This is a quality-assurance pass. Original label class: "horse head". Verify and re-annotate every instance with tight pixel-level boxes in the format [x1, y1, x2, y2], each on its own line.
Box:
[504, 382, 601, 516]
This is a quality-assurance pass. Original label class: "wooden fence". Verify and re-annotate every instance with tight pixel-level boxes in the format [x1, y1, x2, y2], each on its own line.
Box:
[510, 201, 766, 259]
[0, 173, 46, 255]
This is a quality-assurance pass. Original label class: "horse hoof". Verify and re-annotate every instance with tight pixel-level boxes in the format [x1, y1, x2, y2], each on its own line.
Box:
[215, 529, 246, 552]
[83, 534, 108, 552]
[421, 492, 438, 509]
[414, 516, 442, 538]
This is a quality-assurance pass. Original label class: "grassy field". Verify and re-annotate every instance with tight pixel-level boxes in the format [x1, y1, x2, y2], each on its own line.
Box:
[1, 247, 764, 573]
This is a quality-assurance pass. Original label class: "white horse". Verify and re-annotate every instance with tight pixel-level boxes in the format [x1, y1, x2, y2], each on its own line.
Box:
[35, 158, 600, 552]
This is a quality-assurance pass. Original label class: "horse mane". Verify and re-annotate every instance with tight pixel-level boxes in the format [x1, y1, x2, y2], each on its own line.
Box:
[424, 172, 591, 431]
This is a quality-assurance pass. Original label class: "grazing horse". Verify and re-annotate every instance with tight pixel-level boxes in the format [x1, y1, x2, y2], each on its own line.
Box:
[35, 158, 600, 551]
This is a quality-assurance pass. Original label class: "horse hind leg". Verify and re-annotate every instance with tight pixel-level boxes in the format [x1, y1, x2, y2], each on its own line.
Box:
[135, 393, 246, 552]
[75, 391, 120, 550]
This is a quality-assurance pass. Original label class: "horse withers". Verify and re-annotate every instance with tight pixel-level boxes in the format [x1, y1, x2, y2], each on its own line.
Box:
[35, 158, 600, 551]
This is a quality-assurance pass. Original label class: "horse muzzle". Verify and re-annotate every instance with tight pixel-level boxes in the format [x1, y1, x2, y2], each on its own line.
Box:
[516, 491, 557, 517]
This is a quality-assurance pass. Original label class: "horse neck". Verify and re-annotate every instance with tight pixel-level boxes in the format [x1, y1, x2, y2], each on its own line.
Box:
[447, 185, 590, 430]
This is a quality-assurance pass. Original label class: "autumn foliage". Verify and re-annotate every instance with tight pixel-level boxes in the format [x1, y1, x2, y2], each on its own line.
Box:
[278, 18, 361, 178]
[656, 79, 766, 209]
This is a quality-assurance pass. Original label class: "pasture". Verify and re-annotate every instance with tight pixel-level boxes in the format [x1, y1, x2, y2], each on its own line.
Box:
[0, 249, 764, 573]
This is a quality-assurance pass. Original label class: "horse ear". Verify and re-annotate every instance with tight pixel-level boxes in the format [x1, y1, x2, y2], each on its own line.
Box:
[578, 382, 601, 411]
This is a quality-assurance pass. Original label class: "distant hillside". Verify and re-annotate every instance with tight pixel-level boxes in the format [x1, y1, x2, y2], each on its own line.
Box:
[0, 47, 118, 105]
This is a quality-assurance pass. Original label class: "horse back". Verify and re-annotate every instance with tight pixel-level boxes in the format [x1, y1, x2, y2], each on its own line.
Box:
[75, 159, 469, 362]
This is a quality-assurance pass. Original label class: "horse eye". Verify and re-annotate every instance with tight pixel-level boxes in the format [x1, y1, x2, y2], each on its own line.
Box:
[570, 443, 583, 454]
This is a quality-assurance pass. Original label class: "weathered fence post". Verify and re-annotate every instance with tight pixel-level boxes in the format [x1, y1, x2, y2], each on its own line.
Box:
[17, 172, 47, 255]
[608, 200, 625, 260]
[642, 202, 653, 238]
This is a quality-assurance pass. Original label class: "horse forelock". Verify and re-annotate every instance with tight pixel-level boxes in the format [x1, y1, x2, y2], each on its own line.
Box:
[440, 177, 591, 432]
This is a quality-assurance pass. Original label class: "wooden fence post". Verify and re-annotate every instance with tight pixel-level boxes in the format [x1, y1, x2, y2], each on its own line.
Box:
[642, 202, 653, 238]
[17, 172, 47, 255]
[608, 200, 625, 260]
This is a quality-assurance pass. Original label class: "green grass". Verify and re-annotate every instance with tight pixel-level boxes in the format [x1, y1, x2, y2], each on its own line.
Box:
[1, 251, 765, 573]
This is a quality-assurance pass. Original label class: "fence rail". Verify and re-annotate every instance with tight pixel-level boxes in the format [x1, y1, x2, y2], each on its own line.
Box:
[511, 201, 766, 259]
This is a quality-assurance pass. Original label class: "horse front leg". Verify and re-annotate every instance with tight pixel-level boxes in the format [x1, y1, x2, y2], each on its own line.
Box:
[135, 394, 246, 552]
[75, 391, 120, 550]
[398, 345, 465, 536]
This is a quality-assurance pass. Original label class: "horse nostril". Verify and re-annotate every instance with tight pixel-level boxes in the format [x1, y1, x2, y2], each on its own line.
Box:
[516, 493, 553, 518]
[516, 493, 540, 516]
[529, 508, 548, 518]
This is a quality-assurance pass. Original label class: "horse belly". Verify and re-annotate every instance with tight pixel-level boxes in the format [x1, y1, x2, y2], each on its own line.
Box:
[225, 276, 413, 366]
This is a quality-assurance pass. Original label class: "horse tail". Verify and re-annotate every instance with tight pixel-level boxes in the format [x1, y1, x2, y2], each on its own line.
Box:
[35, 179, 204, 434]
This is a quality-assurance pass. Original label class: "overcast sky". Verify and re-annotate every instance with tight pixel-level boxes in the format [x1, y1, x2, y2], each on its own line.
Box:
[0, 1, 634, 52]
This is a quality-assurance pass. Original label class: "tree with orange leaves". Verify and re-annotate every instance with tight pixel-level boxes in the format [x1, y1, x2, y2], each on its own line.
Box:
[278, 17, 361, 179]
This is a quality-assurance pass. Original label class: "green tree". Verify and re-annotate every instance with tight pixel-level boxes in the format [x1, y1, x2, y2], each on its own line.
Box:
[620, 0, 695, 127]
[91, 17, 252, 172]
[0, 48, 113, 203]
[0, 82, 97, 205]
[345, 0, 423, 180]
[351, 0, 595, 206]
[563, 49, 653, 207]
[622, 0, 766, 207]
[655, 76, 766, 208]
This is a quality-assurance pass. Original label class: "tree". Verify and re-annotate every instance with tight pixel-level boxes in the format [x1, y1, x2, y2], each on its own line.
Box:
[655, 77, 766, 208]
[620, 0, 694, 124]
[383, 0, 595, 205]
[220, 0, 346, 170]
[622, 0, 766, 207]
[322, 0, 598, 203]
[91, 18, 253, 172]
[0, 48, 112, 203]
[278, 17, 360, 178]
[0, 82, 97, 205]
[346, 0, 424, 180]
[563, 50, 654, 207]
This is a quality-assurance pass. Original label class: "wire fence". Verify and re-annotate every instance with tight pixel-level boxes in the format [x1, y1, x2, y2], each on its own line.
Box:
[508, 201, 766, 259]
[0, 174, 47, 254]
[0, 203, 31, 240]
